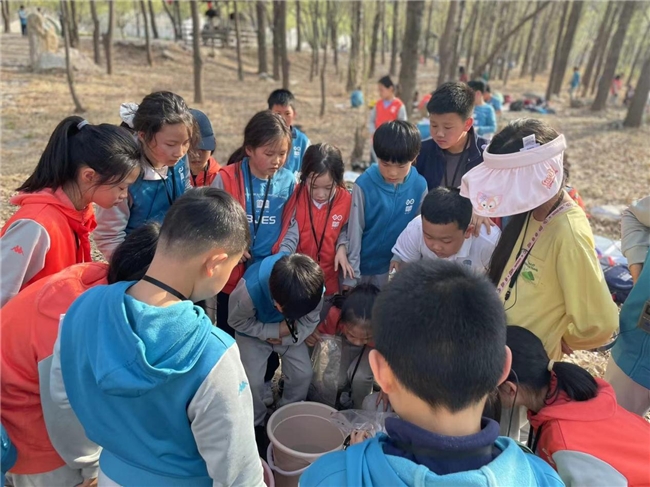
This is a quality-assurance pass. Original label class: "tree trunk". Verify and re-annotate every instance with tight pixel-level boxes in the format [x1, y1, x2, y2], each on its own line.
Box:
[2, 1, 10, 33]
[581, 2, 613, 95]
[90, 0, 101, 65]
[545, 1, 569, 101]
[279, 0, 289, 88]
[68, 1, 80, 48]
[369, 5, 381, 78]
[592, 1, 637, 111]
[437, 1, 458, 87]
[591, 3, 620, 95]
[148, 0, 159, 39]
[398, 0, 424, 118]
[190, 0, 203, 103]
[272, 0, 281, 80]
[347, 0, 362, 91]
[308, 0, 319, 82]
[623, 54, 650, 128]
[422, 0, 434, 66]
[173, 0, 183, 41]
[61, 1, 85, 113]
[446, 0, 466, 82]
[103, 0, 115, 75]
[256, 1, 268, 74]
[296, 0, 302, 51]
[519, 3, 540, 78]
[551, 0, 584, 98]
[626, 20, 650, 87]
[474, 3, 497, 77]
[464, 1, 480, 72]
[331, 8, 339, 74]
[389, 0, 400, 77]
[380, 0, 386, 66]
[320, 0, 331, 117]
[234, 0, 244, 81]
[139, 1, 153, 66]
[531, 2, 556, 81]
[161, 0, 180, 40]
[134, 0, 141, 38]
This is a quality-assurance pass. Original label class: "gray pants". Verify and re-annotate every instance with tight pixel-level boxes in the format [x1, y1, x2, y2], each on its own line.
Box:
[5, 465, 84, 487]
[236, 334, 313, 426]
[340, 343, 374, 409]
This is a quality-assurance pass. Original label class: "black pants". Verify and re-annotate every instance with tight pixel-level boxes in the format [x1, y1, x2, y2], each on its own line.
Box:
[21, 24, 27, 36]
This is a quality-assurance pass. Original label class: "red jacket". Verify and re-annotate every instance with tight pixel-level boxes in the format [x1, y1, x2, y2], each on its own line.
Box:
[189, 157, 220, 187]
[1, 189, 96, 290]
[529, 378, 650, 487]
[0, 263, 108, 474]
[375, 98, 405, 129]
[273, 185, 351, 295]
[219, 162, 247, 294]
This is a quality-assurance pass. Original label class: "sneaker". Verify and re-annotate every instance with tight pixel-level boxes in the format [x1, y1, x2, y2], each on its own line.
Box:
[262, 381, 274, 407]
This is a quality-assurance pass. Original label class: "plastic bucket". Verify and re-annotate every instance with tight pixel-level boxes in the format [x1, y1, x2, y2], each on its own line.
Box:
[261, 457, 275, 487]
[266, 402, 345, 473]
[267, 444, 308, 487]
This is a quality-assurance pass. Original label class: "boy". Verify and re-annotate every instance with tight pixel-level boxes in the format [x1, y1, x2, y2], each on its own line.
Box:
[50, 189, 265, 487]
[484, 84, 502, 115]
[300, 260, 564, 487]
[189, 109, 220, 187]
[415, 82, 488, 191]
[344, 121, 428, 289]
[467, 80, 497, 138]
[569, 67, 580, 100]
[391, 187, 500, 273]
[228, 253, 324, 436]
[268, 89, 310, 178]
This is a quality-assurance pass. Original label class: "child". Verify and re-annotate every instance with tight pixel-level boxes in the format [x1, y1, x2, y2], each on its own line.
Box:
[306, 284, 380, 409]
[211, 110, 295, 334]
[467, 80, 497, 138]
[275, 143, 353, 296]
[391, 187, 500, 273]
[345, 121, 428, 289]
[484, 84, 503, 115]
[51, 188, 264, 487]
[368, 76, 407, 161]
[1, 224, 159, 487]
[228, 253, 324, 442]
[415, 82, 488, 191]
[458, 65, 468, 83]
[267, 89, 310, 178]
[0, 117, 141, 307]
[188, 108, 220, 187]
[18, 5, 27, 35]
[568, 67, 580, 100]
[301, 260, 563, 487]
[501, 326, 650, 486]
[94, 91, 197, 259]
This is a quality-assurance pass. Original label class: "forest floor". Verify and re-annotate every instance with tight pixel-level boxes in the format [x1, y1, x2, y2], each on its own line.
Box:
[2, 33, 649, 381]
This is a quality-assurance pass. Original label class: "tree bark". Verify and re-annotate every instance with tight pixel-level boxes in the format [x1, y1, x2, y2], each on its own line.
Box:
[347, 0, 362, 91]
[61, 1, 85, 113]
[519, 4, 539, 78]
[464, 1, 480, 72]
[140, 1, 153, 66]
[256, 1, 268, 74]
[161, 0, 180, 40]
[68, 1, 80, 48]
[272, 0, 281, 80]
[173, 0, 183, 41]
[551, 1, 584, 97]
[580, 0, 611, 96]
[389, 0, 400, 77]
[308, 0, 319, 82]
[104, 0, 115, 75]
[591, 3, 620, 95]
[422, 0, 434, 66]
[296, 0, 302, 51]
[531, 2, 556, 81]
[90, 0, 101, 65]
[320, 0, 331, 117]
[148, 0, 159, 39]
[592, 1, 637, 111]
[623, 53, 650, 128]
[447, 0, 466, 82]
[234, 0, 244, 81]
[398, 0, 424, 118]
[545, 1, 569, 101]
[437, 1, 458, 87]
[369, 5, 381, 78]
[279, 0, 289, 88]
[190, 0, 203, 103]
[2, 1, 10, 33]
[331, 7, 339, 74]
[626, 20, 650, 87]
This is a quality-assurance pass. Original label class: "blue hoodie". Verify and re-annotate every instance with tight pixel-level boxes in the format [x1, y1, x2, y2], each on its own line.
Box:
[285, 127, 310, 178]
[300, 435, 563, 487]
[472, 104, 497, 137]
[355, 164, 428, 276]
[245, 251, 287, 324]
[59, 281, 263, 487]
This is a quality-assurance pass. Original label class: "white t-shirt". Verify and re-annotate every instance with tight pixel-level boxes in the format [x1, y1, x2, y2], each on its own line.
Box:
[391, 215, 501, 273]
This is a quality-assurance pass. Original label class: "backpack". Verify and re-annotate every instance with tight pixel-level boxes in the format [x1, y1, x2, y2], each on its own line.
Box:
[603, 263, 633, 305]
[510, 100, 524, 112]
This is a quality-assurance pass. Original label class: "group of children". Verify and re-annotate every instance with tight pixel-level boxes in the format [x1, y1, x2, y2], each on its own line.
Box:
[1, 77, 649, 487]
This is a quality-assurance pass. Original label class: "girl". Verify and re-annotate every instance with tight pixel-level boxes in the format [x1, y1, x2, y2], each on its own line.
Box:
[306, 284, 379, 409]
[368, 76, 407, 163]
[274, 143, 354, 296]
[500, 326, 650, 487]
[94, 91, 198, 259]
[211, 110, 295, 334]
[0, 117, 141, 307]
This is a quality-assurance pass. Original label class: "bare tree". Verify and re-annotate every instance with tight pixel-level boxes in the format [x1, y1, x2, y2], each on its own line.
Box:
[148, 0, 159, 39]
[161, 0, 181, 40]
[547, 0, 584, 100]
[89, 0, 101, 65]
[545, 1, 568, 99]
[520, 0, 541, 78]
[464, 1, 480, 72]
[331, 5, 339, 74]
[60, 1, 85, 113]
[531, 2, 557, 81]
[389, 0, 400, 76]
[173, 0, 183, 41]
[369, 4, 381, 78]
[307, 0, 320, 82]
[104, 0, 115, 75]
[279, 0, 289, 88]
[398, 0, 424, 118]
[320, 0, 332, 117]
[140, 1, 153, 66]
[592, 1, 637, 111]
[347, 0, 362, 91]
[2, 1, 10, 33]
[256, 1, 268, 74]
[626, 19, 650, 86]
[446, 0, 466, 82]
[591, 3, 620, 95]
[624, 54, 650, 128]
[380, 0, 386, 66]
[296, 0, 302, 51]
[68, 1, 80, 48]
[272, 0, 281, 80]
[191, 0, 203, 103]
[231, 1, 244, 81]
[472, 2, 497, 77]
[437, 2, 458, 87]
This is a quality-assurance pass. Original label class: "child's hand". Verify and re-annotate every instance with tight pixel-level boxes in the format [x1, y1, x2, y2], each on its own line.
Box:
[279, 320, 290, 338]
[335, 246, 355, 279]
[349, 429, 371, 445]
[470, 213, 496, 236]
[239, 250, 251, 264]
[389, 260, 400, 273]
[75, 479, 97, 487]
[305, 330, 322, 347]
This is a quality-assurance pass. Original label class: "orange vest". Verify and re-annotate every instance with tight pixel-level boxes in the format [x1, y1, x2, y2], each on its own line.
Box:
[1, 189, 96, 291]
[273, 185, 351, 295]
[219, 162, 248, 294]
[0, 263, 108, 474]
[189, 157, 220, 188]
[375, 98, 405, 129]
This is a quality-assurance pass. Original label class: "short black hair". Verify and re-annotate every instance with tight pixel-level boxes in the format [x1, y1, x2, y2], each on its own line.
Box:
[267, 89, 296, 109]
[158, 188, 250, 257]
[108, 223, 160, 284]
[373, 120, 421, 164]
[373, 259, 507, 412]
[427, 82, 474, 119]
[467, 79, 487, 94]
[269, 254, 324, 320]
[378, 76, 395, 89]
[485, 84, 492, 94]
[421, 188, 473, 231]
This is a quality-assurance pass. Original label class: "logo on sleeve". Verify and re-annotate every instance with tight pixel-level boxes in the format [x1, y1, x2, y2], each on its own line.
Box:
[238, 380, 249, 395]
[11, 245, 24, 255]
[331, 214, 343, 228]
[405, 199, 415, 214]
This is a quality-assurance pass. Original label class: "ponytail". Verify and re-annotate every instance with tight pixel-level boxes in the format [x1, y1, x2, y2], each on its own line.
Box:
[548, 361, 598, 403]
[18, 116, 141, 193]
[108, 222, 160, 284]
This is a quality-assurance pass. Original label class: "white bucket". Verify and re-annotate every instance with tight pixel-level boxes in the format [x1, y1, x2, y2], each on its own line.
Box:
[267, 443, 308, 487]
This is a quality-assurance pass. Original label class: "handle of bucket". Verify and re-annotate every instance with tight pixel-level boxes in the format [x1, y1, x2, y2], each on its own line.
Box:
[266, 444, 310, 477]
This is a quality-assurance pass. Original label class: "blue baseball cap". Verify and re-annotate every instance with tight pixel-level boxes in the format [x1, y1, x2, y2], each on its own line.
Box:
[190, 109, 216, 152]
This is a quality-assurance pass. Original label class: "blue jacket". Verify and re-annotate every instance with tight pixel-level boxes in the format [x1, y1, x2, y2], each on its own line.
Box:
[356, 164, 427, 276]
[472, 104, 497, 137]
[611, 250, 650, 389]
[415, 128, 487, 190]
[1, 424, 16, 485]
[285, 127, 310, 178]
[300, 435, 564, 487]
[126, 156, 190, 234]
[244, 252, 287, 324]
[59, 281, 259, 487]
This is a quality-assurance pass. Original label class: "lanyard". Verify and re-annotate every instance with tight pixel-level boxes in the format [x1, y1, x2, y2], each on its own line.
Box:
[307, 187, 335, 263]
[497, 201, 573, 296]
[247, 166, 272, 243]
[191, 160, 210, 187]
[443, 136, 471, 188]
[142, 275, 188, 301]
